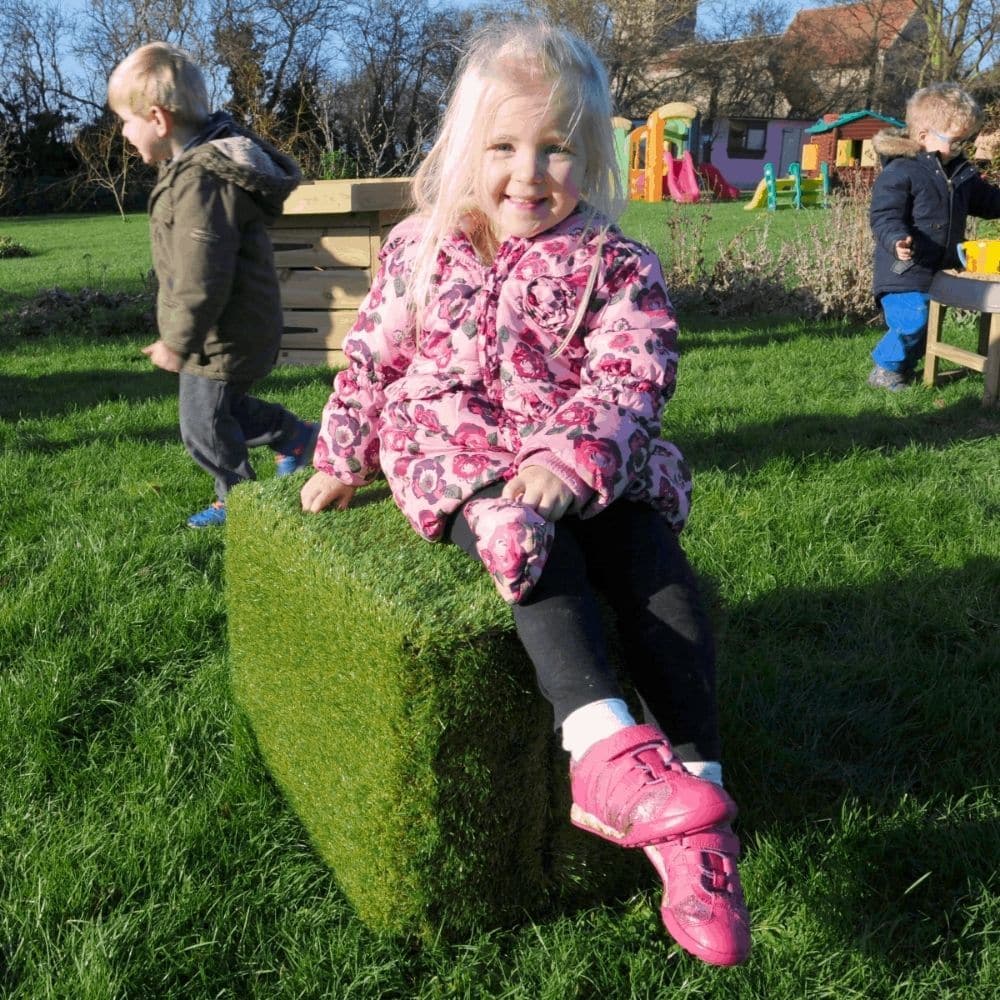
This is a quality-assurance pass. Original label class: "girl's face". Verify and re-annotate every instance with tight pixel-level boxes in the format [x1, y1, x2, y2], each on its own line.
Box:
[480, 83, 585, 241]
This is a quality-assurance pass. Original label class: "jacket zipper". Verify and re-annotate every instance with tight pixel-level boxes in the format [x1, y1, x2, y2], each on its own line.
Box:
[944, 168, 953, 259]
[942, 160, 976, 264]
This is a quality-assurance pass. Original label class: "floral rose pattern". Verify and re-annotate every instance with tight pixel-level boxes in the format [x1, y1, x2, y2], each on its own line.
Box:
[522, 275, 577, 337]
[463, 497, 555, 604]
[314, 208, 691, 564]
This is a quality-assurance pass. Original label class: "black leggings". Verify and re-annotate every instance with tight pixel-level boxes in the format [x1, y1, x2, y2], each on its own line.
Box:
[445, 485, 721, 762]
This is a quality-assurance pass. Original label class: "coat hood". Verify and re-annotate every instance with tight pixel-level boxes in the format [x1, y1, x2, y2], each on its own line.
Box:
[872, 127, 922, 159]
[173, 114, 301, 218]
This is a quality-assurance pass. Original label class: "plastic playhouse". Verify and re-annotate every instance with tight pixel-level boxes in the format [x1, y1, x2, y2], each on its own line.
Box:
[743, 109, 905, 212]
[611, 115, 632, 198]
[626, 102, 739, 204]
[744, 162, 831, 211]
[800, 110, 903, 181]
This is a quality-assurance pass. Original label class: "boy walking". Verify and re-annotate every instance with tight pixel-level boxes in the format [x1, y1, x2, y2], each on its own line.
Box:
[108, 42, 317, 525]
[869, 82, 1000, 391]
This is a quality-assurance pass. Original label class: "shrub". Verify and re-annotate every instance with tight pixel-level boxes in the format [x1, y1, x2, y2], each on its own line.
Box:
[703, 220, 801, 318]
[7, 286, 155, 338]
[662, 213, 807, 320]
[659, 203, 712, 300]
[0, 234, 31, 258]
[317, 148, 360, 180]
[793, 174, 881, 324]
[661, 179, 881, 324]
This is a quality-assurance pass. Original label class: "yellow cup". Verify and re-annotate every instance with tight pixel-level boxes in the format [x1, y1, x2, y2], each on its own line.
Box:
[959, 239, 1000, 273]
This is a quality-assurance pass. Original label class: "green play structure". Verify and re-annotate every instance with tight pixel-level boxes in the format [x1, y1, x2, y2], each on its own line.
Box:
[745, 161, 831, 211]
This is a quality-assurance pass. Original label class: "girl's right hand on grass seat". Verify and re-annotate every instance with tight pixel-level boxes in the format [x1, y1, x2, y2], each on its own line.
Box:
[301, 471, 356, 513]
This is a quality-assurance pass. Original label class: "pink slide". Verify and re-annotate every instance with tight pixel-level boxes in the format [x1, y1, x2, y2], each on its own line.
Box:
[696, 163, 740, 201]
[664, 150, 700, 203]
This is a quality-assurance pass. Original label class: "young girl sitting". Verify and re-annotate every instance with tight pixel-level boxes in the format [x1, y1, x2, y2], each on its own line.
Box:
[301, 19, 750, 966]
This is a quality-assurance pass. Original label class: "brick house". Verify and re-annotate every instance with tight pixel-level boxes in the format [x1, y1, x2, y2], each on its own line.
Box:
[651, 0, 925, 188]
[777, 0, 926, 118]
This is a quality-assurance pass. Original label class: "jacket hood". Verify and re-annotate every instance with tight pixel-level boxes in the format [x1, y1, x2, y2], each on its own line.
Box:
[176, 116, 301, 217]
[872, 127, 922, 159]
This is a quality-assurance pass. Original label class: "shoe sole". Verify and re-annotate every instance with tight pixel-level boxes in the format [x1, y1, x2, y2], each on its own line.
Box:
[570, 800, 735, 848]
[663, 911, 751, 967]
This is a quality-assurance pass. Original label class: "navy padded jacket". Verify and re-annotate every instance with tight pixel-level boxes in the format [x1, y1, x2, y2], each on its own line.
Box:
[869, 127, 1000, 300]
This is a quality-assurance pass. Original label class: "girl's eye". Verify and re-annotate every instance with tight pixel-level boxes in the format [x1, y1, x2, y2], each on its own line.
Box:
[489, 142, 514, 153]
[547, 144, 574, 156]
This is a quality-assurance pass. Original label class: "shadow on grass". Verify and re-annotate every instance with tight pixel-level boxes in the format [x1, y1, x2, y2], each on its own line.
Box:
[1, 366, 176, 422]
[1, 361, 332, 426]
[808, 807, 997, 972]
[5, 426, 183, 456]
[685, 395, 1000, 473]
[700, 556, 998, 973]
[723, 555, 998, 820]
[262, 366, 338, 391]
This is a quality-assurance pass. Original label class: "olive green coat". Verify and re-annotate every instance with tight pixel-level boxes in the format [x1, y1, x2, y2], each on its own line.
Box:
[149, 126, 300, 381]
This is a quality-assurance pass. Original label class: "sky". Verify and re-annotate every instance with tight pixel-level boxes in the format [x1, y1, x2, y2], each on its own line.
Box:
[697, 1, 817, 36]
[53, 0, 824, 89]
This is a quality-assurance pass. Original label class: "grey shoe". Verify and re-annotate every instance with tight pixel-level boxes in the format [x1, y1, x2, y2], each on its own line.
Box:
[867, 365, 910, 392]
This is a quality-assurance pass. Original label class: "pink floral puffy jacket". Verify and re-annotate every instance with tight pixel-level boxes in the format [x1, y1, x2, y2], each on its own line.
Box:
[314, 207, 692, 543]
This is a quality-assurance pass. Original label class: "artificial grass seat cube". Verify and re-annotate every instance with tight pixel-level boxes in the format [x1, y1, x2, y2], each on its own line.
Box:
[226, 478, 644, 938]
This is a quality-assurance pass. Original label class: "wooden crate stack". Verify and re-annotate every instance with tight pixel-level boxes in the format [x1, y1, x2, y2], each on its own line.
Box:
[271, 178, 412, 367]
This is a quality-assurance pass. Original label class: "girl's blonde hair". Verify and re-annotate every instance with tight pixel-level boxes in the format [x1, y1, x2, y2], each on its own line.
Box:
[408, 18, 625, 321]
[906, 82, 982, 138]
[108, 42, 210, 127]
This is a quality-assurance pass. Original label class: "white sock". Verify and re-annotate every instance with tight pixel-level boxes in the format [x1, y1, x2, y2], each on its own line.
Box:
[682, 760, 724, 786]
[561, 698, 636, 761]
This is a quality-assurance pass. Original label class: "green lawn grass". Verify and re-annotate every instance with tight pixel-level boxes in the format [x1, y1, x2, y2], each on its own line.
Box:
[0, 212, 152, 309]
[1, 211, 998, 998]
[622, 197, 820, 266]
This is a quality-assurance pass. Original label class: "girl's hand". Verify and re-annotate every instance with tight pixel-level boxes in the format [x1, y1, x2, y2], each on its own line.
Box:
[142, 339, 183, 372]
[301, 471, 357, 513]
[894, 235, 913, 260]
[502, 464, 573, 521]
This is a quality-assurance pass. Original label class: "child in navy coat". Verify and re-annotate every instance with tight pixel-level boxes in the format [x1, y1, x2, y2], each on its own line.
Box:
[869, 83, 1000, 390]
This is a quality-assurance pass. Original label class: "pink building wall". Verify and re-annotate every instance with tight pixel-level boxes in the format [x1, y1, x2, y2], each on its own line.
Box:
[705, 118, 816, 189]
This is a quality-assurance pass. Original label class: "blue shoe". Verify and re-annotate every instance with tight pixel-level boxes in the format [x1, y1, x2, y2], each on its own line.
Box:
[187, 501, 226, 528]
[275, 421, 319, 477]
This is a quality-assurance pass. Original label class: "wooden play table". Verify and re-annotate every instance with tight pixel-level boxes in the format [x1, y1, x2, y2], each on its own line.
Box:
[925, 270, 1000, 407]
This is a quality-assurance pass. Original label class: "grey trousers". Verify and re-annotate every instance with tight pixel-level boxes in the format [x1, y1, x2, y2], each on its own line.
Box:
[178, 373, 301, 502]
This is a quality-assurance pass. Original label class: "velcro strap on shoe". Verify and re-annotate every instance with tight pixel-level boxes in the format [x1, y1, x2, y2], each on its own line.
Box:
[677, 829, 741, 857]
[601, 724, 673, 762]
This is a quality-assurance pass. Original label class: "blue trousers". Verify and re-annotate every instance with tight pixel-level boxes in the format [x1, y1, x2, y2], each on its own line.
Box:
[871, 291, 931, 374]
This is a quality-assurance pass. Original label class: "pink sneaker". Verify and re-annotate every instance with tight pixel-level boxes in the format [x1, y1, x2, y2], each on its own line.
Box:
[463, 497, 554, 604]
[569, 724, 736, 848]
[645, 825, 751, 966]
